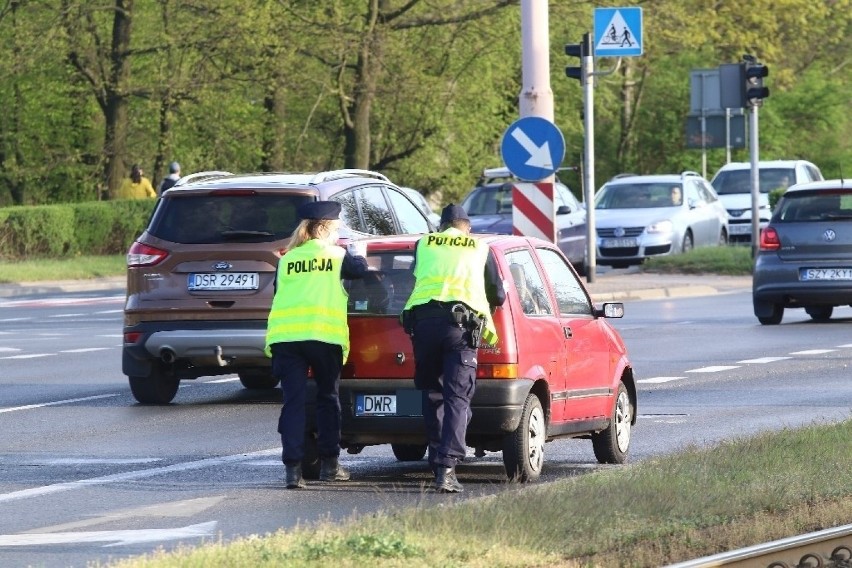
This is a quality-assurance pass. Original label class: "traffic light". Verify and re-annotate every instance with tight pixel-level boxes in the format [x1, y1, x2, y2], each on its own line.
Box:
[565, 43, 584, 81]
[744, 59, 769, 106]
[565, 33, 592, 82]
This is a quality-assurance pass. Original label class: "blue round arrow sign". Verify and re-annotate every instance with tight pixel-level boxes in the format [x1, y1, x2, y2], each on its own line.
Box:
[500, 116, 565, 181]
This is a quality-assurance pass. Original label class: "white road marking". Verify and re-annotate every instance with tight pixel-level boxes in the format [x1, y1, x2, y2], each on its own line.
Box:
[837, 344, 852, 348]
[95, 309, 123, 314]
[0, 521, 217, 547]
[206, 377, 240, 384]
[60, 348, 112, 353]
[0, 347, 21, 353]
[0, 394, 118, 414]
[0, 318, 30, 322]
[686, 365, 740, 373]
[100, 334, 123, 338]
[48, 313, 85, 318]
[737, 356, 792, 364]
[37, 458, 162, 465]
[32, 496, 226, 533]
[0, 448, 278, 504]
[637, 376, 685, 384]
[789, 349, 835, 355]
[0, 353, 55, 360]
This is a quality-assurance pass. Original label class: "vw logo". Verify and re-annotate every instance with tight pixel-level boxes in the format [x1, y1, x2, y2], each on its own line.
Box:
[213, 261, 232, 270]
[823, 229, 836, 242]
[614, 227, 626, 238]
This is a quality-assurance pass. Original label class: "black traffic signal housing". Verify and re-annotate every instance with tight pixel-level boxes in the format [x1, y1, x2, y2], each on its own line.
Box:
[744, 60, 770, 106]
[565, 33, 592, 82]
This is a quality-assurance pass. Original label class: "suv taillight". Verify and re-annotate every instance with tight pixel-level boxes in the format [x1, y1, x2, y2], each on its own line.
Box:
[759, 227, 780, 251]
[127, 242, 169, 267]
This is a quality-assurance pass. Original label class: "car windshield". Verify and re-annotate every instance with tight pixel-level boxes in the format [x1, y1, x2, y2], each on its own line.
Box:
[773, 190, 852, 222]
[712, 168, 795, 195]
[463, 184, 513, 215]
[148, 193, 311, 244]
[595, 183, 683, 209]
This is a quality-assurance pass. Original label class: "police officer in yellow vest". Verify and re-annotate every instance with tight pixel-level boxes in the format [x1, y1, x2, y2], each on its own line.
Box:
[265, 200, 372, 489]
[402, 204, 505, 493]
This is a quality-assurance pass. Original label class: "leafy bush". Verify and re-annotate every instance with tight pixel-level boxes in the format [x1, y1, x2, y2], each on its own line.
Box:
[0, 200, 154, 260]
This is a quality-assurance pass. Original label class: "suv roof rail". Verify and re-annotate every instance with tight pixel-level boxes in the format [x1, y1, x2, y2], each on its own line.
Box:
[610, 172, 639, 180]
[174, 171, 235, 187]
[681, 170, 701, 178]
[309, 169, 390, 184]
[482, 166, 511, 179]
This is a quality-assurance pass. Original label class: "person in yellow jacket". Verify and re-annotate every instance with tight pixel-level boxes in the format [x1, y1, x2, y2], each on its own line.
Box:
[116, 164, 157, 199]
[402, 204, 505, 493]
[265, 200, 373, 489]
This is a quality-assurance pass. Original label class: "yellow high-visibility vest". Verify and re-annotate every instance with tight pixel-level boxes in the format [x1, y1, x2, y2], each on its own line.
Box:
[265, 239, 351, 362]
[403, 228, 498, 346]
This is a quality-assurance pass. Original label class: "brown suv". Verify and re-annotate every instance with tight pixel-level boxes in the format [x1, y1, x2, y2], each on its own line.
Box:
[123, 169, 435, 404]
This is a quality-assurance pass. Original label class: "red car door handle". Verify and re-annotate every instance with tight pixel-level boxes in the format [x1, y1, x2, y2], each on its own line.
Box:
[563, 327, 573, 339]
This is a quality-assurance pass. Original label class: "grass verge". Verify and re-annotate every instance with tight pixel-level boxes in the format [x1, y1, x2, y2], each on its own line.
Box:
[641, 245, 754, 275]
[0, 254, 126, 283]
[105, 420, 852, 568]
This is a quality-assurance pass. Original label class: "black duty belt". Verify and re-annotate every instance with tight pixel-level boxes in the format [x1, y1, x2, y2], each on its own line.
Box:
[411, 301, 453, 319]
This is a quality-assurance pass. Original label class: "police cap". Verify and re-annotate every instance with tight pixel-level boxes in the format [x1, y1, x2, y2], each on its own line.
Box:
[298, 200, 342, 221]
[440, 203, 469, 224]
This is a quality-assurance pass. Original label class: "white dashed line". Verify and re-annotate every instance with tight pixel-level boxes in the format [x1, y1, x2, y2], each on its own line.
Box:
[0, 448, 278, 504]
[637, 376, 686, 384]
[0, 318, 30, 323]
[789, 349, 836, 355]
[737, 356, 792, 364]
[0, 347, 21, 353]
[0, 353, 56, 360]
[95, 309, 123, 314]
[60, 348, 113, 354]
[686, 365, 740, 373]
[0, 394, 118, 414]
[48, 313, 85, 318]
[206, 377, 240, 384]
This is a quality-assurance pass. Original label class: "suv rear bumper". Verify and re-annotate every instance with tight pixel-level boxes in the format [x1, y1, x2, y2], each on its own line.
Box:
[122, 320, 268, 378]
[333, 378, 535, 448]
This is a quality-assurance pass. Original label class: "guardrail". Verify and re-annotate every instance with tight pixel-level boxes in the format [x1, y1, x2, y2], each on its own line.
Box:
[664, 523, 852, 568]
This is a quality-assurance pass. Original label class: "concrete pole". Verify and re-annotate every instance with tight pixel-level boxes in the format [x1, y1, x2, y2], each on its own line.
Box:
[749, 104, 760, 258]
[519, 0, 554, 122]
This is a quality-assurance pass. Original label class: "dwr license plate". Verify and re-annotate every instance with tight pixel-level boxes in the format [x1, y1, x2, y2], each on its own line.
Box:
[355, 394, 397, 416]
[188, 272, 259, 291]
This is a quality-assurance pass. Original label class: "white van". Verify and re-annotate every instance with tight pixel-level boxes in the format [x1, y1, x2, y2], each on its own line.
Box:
[710, 160, 823, 243]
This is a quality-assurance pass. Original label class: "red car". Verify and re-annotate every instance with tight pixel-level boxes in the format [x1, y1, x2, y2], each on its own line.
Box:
[309, 233, 636, 482]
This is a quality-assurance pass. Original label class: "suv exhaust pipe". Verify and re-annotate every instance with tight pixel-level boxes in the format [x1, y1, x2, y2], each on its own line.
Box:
[160, 348, 177, 364]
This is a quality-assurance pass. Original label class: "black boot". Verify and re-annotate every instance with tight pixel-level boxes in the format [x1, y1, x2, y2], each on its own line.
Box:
[285, 463, 306, 489]
[434, 466, 463, 493]
[319, 456, 350, 482]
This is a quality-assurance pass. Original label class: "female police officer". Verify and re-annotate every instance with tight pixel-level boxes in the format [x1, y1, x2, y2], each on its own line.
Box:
[402, 204, 505, 493]
[265, 200, 372, 489]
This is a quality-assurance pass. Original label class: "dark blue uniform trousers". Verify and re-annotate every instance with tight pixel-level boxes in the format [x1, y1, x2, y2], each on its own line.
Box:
[412, 314, 477, 469]
[270, 341, 344, 465]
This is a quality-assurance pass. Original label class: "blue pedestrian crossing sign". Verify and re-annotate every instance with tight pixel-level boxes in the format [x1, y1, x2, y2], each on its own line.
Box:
[500, 116, 565, 182]
[594, 7, 643, 57]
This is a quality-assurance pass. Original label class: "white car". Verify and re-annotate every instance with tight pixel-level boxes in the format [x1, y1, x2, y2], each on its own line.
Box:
[710, 160, 824, 244]
[594, 172, 729, 268]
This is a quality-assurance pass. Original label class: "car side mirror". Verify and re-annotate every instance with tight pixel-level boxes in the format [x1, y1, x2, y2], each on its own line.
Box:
[556, 205, 572, 215]
[593, 302, 624, 318]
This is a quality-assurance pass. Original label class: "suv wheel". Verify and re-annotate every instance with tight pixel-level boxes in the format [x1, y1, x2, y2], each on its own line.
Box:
[805, 305, 833, 321]
[128, 368, 179, 405]
[502, 393, 545, 482]
[238, 371, 280, 390]
[391, 444, 427, 462]
[592, 382, 633, 464]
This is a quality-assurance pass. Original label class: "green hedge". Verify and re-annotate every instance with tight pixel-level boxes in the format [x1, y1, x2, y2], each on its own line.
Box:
[0, 200, 154, 259]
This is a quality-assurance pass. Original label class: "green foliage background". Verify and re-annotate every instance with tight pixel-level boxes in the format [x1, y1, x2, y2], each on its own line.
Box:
[0, 0, 849, 209]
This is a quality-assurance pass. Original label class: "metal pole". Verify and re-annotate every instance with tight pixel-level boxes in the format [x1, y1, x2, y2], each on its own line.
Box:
[725, 108, 731, 164]
[581, 32, 596, 283]
[749, 104, 760, 258]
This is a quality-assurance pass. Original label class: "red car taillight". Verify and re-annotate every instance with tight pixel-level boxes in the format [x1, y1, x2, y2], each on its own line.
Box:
[759, 227, 780, 251]
[127, 242, 169, 267]
[124, 331, 143, 344]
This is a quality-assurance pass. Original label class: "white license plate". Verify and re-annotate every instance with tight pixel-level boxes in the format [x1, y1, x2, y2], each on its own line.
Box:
[729, 224, 752, 235]
[188, 272, 259, 291]
[601, 238, 638, 248]
[355, 394, 396, 416]
[799, 268, 852, 281]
